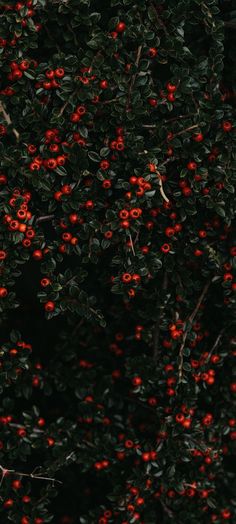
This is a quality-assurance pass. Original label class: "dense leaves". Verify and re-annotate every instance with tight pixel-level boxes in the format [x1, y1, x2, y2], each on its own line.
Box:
[0, 0, 235, 523]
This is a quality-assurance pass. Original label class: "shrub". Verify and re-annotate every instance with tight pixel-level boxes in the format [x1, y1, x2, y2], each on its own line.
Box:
[0, 0, 235, 523]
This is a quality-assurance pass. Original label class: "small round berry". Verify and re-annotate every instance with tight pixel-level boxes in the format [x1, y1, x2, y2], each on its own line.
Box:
[166, 82, 177, 92]
[44, 301, 55, 312]
[4, 498, 14, 509]
[116, 22, 126, 33]
[192, 132, 204, 142]
[148, 98, 157, 107]
[187, 161, 197, 171]
[222, 121, 232, 132]
[132, 376, 142, 387]
[148, 47, 158, 58]
[0, 287, 8, 298]
[100, 80, 108, 89]
[55, 68, 65, 78]
[85, 200, 94, 210]
[33, 249, 43, 260]
[141, 452, 150, 462]
[161, 243, 170, 254]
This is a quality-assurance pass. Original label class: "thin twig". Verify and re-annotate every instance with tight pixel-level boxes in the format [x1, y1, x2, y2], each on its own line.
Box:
[206, 329, 225, 363]
[36, 214, 55, 224]
[128, 233, 136, 256]
[117, 394, 157, 414]
[160, 500, 174, 518]
[160, 123, 200, 147]
[103, 97, 124, 105]
[156, 170, 169, 202]
[178, 280, 211, 384]
[170, 123, 199, 140]
[163, 113, 197, 125]
[126, 45, 142, 112]
[153, 272, 168, 361]
[0, 102, 20, 141]
[150, 2, 168, 35]
[0, 465, 62, 487]
[224, 21, 236, 29]
[58, 99, 71, 117]
[142, 115, 198, 129]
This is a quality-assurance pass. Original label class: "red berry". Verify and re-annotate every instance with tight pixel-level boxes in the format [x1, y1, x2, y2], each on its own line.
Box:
[37, 417, 45, 427]
[222, 121, 232, 132]
[148, 47, 158, 58]
[40, 278, 51, 287]
[0, 287, 8, 298]
[19, 60, 30, 71]
[121, 220, 130, 229]
[12, 480, 22, 489]
[175, 413, 185, 424]
[85, 200, 94, 210]
[192, 133, 204, 142]
[55, 68, 65, 78]
[100, 80, 108, 89]
[100, 160, 110, 170]
[221, 509, 231, 519]
[141, 452, 150, 462]
[121, 273, 132, 284]
[148, 98, 157, 107]
[22, 495, 31, 503]
[21, 517, 30, 524]
[167, 93, 175, 102]
[161, 243, 170, 254]
[187, 161, 197, 171]
[44, 301, 55, 312]
[47, 437, 55, 446]
[33, 249, 43, 260]
[230, 382, 236, 393]
[45, 70, 54, 79]
[166, 82, 177, 92]
[116, 22, 126, 33]
[132, 376, 142, 387]
[4, 498, 14, 509]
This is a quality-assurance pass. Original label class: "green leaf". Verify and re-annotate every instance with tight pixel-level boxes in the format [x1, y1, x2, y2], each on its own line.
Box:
[88, 151, 100, 162]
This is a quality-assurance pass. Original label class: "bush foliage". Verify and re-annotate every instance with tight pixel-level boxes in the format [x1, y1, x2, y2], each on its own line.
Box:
[0, 0, 235, 523]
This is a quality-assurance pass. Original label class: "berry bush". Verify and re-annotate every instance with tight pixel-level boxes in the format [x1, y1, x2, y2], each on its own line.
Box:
[0, 0, 236, 523]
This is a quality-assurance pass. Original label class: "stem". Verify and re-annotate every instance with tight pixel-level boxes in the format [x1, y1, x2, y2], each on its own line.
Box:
[150, 165, 169, 202]
[126, 45, 142, 112]
[150, 2, 168, 35]
[0, 102, 20, 141]
[164, 113, 197, 124]
[157, 172, 169, 203]
[0, 464, 62, 487]
[153, 272, 168, 361]
[171, 123, 199, 139]
[36, 214, 55, 224]
[178, 280, 211, 384]
[128, 233, 136, 256]
[206, 329, 225, 363]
